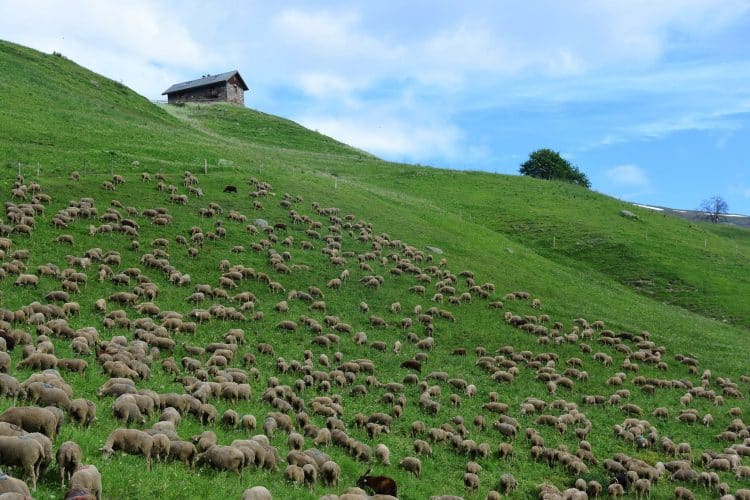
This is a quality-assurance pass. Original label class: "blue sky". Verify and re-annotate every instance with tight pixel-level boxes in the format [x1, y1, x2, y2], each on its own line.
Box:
[2, 0, 750, 213]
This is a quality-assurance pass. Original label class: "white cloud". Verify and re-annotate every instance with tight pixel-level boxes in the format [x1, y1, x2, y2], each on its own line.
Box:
[0, 0, 219, 98]
[605, 165, 651, 188]
[295, 113, 462, 162]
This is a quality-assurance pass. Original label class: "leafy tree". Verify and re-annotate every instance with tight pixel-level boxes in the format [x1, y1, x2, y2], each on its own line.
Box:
[519, 148, 591, 188]
[699, 195, 729, 224]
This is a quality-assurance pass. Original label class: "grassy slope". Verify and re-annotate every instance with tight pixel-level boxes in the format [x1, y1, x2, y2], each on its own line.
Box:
[0, 40, 748, 499]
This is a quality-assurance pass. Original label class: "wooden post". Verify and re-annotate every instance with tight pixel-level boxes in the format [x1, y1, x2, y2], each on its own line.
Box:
[17, 162, 21, 177]
[704, 239, 707, 248]
[553, 236, 556, 249]
[204, 159, 207, 175]
[36, 162, 40, 178]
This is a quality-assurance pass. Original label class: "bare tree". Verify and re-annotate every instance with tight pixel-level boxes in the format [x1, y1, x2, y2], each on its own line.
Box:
[699, 195, 729, 223]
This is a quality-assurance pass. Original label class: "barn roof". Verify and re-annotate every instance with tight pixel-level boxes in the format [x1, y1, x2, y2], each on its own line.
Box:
[161, 70, 248, 95]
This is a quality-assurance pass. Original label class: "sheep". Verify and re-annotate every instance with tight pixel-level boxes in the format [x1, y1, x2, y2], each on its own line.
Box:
[242, 486, 272, 500]
[69, 399, 96, 428]
[197, 445, 245, 475]
[100, 428, 154, 471]
[0, 406, 57, 439]
[168, 440, 197, 467]
[674, 486, 696, 499]
[414, 439, 432, 456]
[285, 464, 305, 485]
[0, 435, 44, 490]
[57, 441, 83, 487]
[464, 472, 480, 492]
[151, 433, 171, 462]
[112, 397, 146, 427]
[69, 465, 102, 500]
[320, 460, 342, 486]
[193, 431, 217, 453]
[499, 473, 518, 495]
[13, 274, 38, 287]
[0, 471, 31, 498]
[375, 443, 390, 465]
[400, 456, 422, 477]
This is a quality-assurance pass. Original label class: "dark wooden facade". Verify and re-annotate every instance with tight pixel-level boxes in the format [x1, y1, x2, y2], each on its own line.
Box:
[162, 71, 248, 106]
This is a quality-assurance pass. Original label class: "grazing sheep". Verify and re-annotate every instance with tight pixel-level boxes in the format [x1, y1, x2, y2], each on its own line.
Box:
[242, 486, 272, 500]
[69, 399, 96, 428]
[57, 441, 83, 487]
[499, 473, 518, 495]
[196, 445, 245, 475]
[100, 428, 154, 471]
[193, 431, 217, 453]
[321, 460, 341, 486]
[0, 435, 44, 489]
[167, 440, 197, 467]
[464, 472, 480, 492]
[375, 443, 390, 465]
[0, 471, 31, 498]
[0, 406, 57, 439]
[69, 465, 102, 500]
[674, 486, 696, 499]
[151, 433, 171, 462]
[400, 456, 422, 477]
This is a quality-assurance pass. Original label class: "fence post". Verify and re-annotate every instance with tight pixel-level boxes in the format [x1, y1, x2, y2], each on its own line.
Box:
[17, 162, 21, 178]
[36, 162, 40, 178]
[204, 159, 208, 175]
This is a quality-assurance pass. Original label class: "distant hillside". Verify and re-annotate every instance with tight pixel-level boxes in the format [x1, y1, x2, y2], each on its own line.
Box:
[632, 203, 750, 229]
[2, 39, 749, 328]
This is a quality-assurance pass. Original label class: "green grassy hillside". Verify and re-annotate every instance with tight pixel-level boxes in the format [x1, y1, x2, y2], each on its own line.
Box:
[0, 39, 748, 499]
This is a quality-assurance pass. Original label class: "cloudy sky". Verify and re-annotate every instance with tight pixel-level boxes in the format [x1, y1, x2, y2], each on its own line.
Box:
[2, 0, 750, 213]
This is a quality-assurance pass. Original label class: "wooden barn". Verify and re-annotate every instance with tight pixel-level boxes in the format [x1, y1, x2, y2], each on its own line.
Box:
[161, 70, 248, 106]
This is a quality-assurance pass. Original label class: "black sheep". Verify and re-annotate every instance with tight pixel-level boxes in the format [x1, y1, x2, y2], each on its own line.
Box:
[223, 185, 237, 193]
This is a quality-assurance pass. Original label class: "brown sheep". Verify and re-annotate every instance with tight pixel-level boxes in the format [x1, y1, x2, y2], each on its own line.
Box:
[499, 473, 518, 495]
[69, 465, 102, 500]
[68, 399, 96, 428]
[168, 440, 197, 467]
[57, 441, 83, 487]
[400, 456, 421, 477]
[242, 487, 272, 500]
[196, 445, 245, 476]
[674, 486, 696, 499]
[0, 471, 31, 497]
[0, 435, 44, 490]
[320, 460, 341, 486]
[151, 433, 171, 462]
[0, 406, 57, 439]
[100, 428, 154, 471]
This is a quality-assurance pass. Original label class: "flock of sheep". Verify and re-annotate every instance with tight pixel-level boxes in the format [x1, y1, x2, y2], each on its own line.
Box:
[0, 169, 746, 499]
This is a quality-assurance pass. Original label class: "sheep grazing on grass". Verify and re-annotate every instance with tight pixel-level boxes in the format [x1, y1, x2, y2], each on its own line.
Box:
[68, 465, 102, 500]
[321, 460, 341, 486]
[399, 456, 422, 477]
[57, 441, 83, 487]
[100, 428, 154, 471]
[0, 406, 58, 439]
[0, 435, 44, 489]
[196, 445, 245, 475]
[242, 486, 272, 500]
